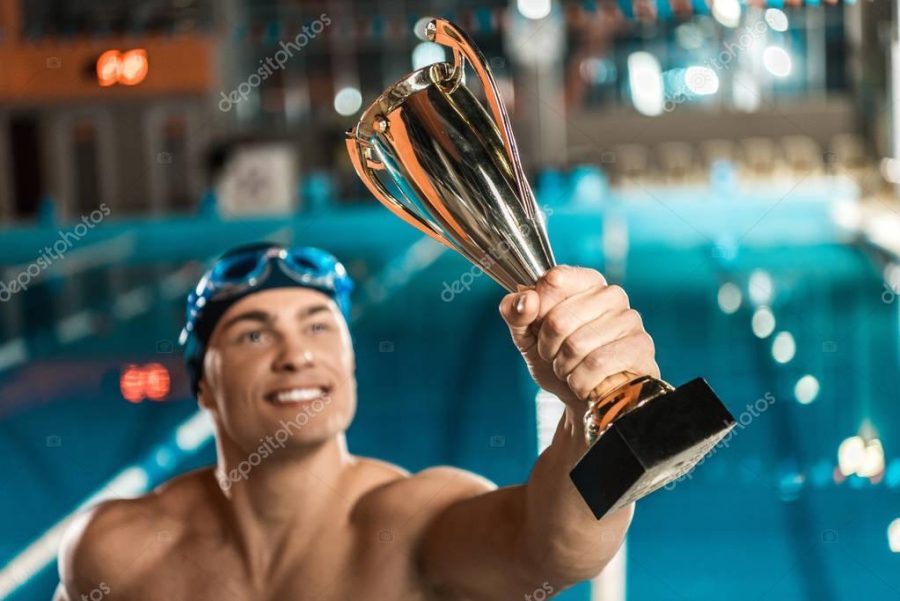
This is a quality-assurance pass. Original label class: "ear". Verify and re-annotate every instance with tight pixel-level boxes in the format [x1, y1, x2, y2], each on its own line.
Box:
[197, 378, 216, 412]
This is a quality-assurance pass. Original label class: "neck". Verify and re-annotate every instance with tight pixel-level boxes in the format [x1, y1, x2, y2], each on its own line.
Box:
[211, 430, 355, 580]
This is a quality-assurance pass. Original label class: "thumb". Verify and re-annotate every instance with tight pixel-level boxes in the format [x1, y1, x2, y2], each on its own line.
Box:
[499, 288, 540, 353]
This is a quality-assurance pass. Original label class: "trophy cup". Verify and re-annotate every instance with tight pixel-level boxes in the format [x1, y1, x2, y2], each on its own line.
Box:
[345, 18, 736, 520]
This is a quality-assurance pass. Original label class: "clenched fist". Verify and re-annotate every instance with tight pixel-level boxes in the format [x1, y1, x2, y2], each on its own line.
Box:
[499, 265, 659, 411]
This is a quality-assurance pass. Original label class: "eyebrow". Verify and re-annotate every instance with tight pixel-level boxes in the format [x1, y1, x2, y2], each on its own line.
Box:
[220, 304, 332, 333]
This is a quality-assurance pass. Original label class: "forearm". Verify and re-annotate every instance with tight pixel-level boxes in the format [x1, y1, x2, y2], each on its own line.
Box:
[519, 403, 633, 584]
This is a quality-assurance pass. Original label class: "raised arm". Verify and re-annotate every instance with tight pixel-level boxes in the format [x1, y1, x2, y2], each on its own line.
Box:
[418, 266, 657, 599]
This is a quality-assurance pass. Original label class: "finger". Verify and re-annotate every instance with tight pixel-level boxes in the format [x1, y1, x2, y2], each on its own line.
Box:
[537, 286, 632, 364]
[565, 333, 658, 400]
[498, 288, 540, 353]
[535, 266, 608, 322]
[550, 309, 644, 380]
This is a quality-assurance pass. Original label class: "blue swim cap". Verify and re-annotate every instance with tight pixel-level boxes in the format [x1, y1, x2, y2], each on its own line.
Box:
[179, 242, 354, 398]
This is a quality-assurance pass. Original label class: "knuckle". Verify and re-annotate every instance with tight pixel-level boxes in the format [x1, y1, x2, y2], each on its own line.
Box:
[606, 285, 629, 307]
[542, 311, 568, 336]
[552, 356, 569, 380]
[560, 333, 587, 360]
[585, 348, 607, 370]
[533, 332, 545, 351]
[592, 270, 608, 286]
[545, 266, 569, 287]
[536, 337, 554, 362]
[635, 331, 655, 354]
[632, 331, 656, 357]
[624, 308, 644, 329]
[566, 372, 586, 398]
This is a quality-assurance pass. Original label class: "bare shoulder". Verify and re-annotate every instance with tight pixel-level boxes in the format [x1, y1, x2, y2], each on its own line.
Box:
[57, 468, 214, 597]
[352, 458, 497, 526]
[57, 496, 166, 597]
[350, 455, 413, 484]
[405, 466, 497, 499]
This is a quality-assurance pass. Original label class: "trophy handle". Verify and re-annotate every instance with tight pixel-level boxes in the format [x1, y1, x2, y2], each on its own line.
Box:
[424, 18, 538, 224]
[345, 133, 457, 249]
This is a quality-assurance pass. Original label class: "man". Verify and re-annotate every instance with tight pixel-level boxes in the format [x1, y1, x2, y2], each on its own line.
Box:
[56, 242, 658, 600]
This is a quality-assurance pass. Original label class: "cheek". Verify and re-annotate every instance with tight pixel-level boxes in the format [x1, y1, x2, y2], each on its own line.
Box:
[340, 343, 355, 371]
[207, 346, 266, 398]
[335, 329, 356, 372]
[322, 337, 355, 397]
[331, 347, 355, 383]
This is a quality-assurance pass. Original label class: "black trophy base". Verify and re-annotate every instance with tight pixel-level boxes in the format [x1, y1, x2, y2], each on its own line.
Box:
[569, 377, 735, 520]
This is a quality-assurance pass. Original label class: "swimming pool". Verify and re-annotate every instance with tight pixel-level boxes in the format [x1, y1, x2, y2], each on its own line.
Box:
[1, 177, 897, 600]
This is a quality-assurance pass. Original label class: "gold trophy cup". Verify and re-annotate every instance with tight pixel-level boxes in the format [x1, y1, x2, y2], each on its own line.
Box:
[345, 18, 736, 519]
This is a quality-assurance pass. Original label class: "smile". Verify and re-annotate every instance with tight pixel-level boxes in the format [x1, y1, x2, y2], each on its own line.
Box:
[264, 386, 331, 405]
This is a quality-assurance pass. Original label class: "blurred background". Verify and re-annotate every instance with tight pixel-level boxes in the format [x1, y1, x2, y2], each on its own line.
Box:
[0, 0, 898, 599]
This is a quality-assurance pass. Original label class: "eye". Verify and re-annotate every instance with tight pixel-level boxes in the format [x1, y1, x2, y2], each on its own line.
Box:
[307, 322, 331, 334]
[239, 329, 269, 344]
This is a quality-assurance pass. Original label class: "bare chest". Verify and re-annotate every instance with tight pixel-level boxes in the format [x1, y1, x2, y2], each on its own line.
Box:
[123, 530, 438, 601]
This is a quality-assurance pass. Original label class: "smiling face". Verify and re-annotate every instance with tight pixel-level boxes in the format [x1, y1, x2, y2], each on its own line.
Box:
[198, 287, 357, 455]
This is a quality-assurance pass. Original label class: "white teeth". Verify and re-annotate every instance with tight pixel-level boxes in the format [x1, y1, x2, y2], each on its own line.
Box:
[271, 388, 327, 403]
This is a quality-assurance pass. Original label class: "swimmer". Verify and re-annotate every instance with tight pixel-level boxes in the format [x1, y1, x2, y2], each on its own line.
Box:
[55, 242, 657, 600]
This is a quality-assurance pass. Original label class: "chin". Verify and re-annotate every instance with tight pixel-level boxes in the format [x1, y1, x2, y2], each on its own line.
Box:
[261, 397, 353, 444]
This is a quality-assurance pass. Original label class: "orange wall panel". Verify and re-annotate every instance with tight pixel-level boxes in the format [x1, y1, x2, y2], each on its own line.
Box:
[0, 35, 217, 103]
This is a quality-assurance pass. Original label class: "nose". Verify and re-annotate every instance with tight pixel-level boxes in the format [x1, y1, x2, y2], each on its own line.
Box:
[273, 341, 315, 373]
